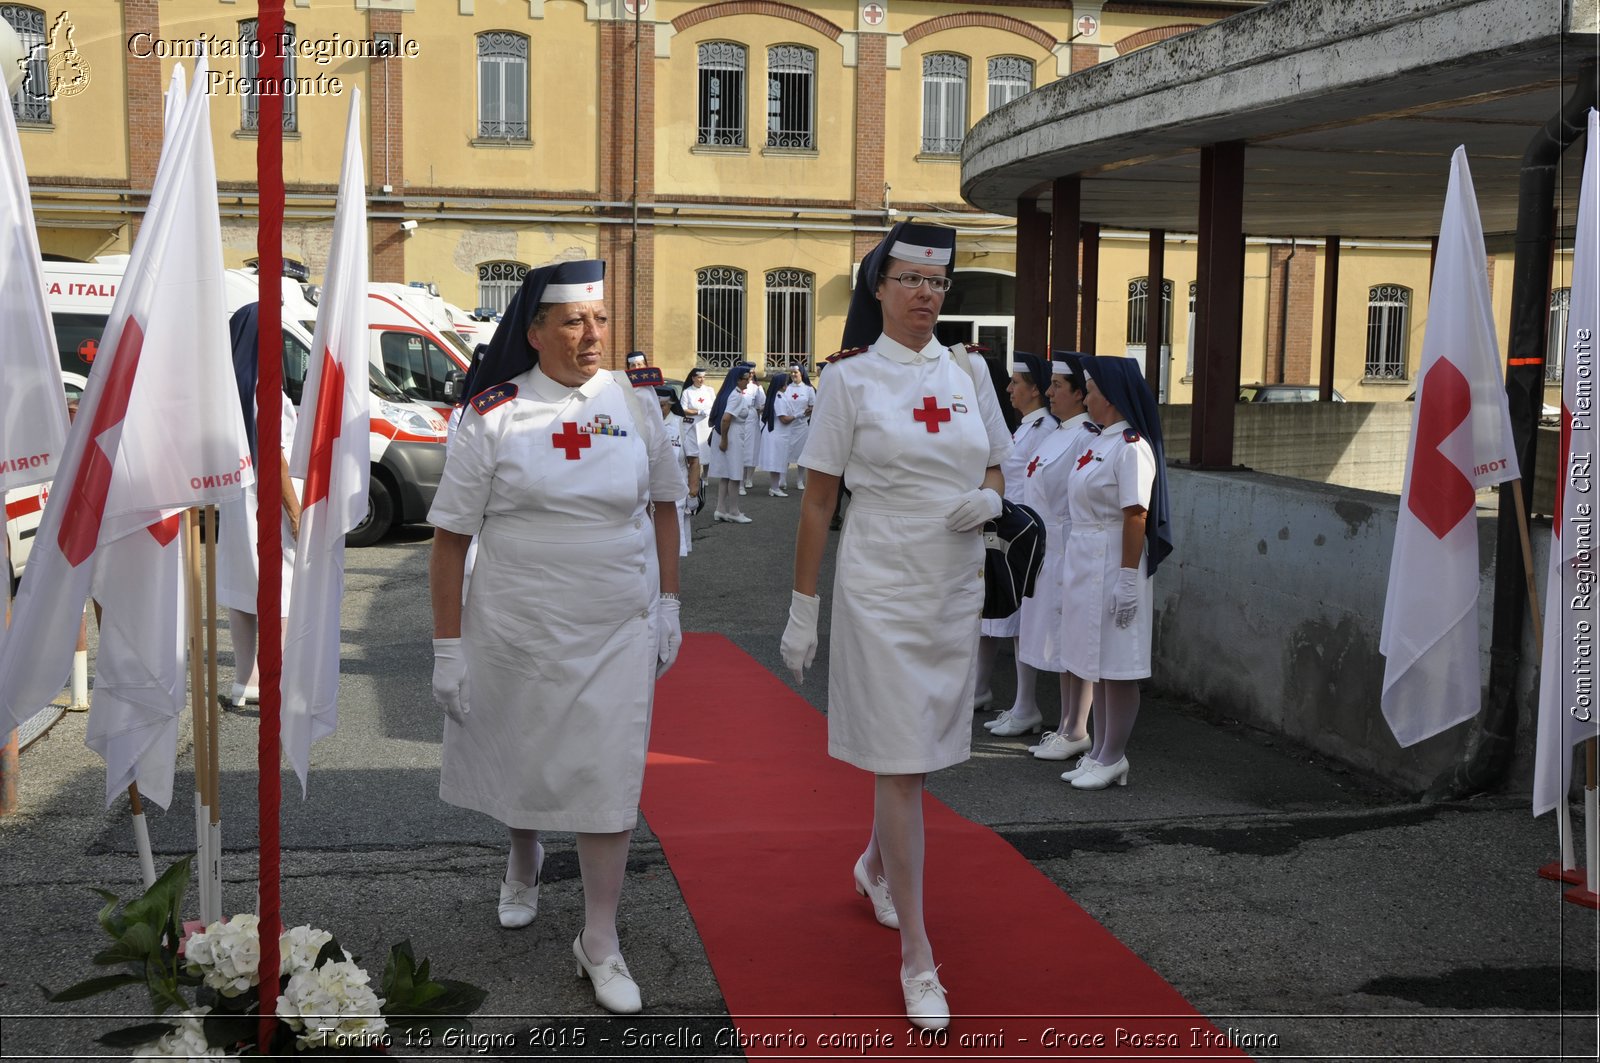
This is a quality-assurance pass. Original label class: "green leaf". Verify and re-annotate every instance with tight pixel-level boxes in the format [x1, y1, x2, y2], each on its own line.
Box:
[419, 978, 488, 1017]
[123, 858, 192, 936]
[380, 941, 417, 1004]
[42, 972, 144, 1002]
[91, 921, 161, 967]
[313, 934, 346, 970]
[144, 961, 189, 1015]
[95, 1021, 181, 1048]
[202, 1010, 256, 1049]
[92, 887, 126, 939]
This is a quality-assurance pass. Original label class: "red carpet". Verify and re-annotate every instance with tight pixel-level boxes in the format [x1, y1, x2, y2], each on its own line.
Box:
[642, 634, 1251, 1060]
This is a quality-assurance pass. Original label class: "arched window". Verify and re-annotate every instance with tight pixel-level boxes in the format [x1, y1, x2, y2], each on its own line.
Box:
[698, 42, 746, 147]
[477, 261, 528, 316]
[241, 19, 298, 132]
[1547, 287, 1572, 382]
[765, 268, 814, 367]
[767, 45, 815, 149]
[697, 267, 746, 368]
[1365, 284, 1411, 379]
[921, 53, 968, 154]
[0, 6, 47, 123]
[986, 56, 1031, 113]
[1126, 277, 1173, 349]
[477, 32, 529, 140]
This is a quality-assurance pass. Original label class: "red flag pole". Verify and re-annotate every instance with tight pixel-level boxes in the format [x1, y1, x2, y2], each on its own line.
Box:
[255, 0, 286, 1048]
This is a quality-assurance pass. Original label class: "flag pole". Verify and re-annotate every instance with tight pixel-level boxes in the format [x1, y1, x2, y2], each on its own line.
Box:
[204, 504, 222, 919]
[128, 783, 156, 888]
[182, 507, 212, 923]
[1587, 741, 1598, 895]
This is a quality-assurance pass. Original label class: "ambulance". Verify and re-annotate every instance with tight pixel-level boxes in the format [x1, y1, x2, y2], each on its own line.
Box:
[363, 282, 478, 418]
[5, 260, 449, 578]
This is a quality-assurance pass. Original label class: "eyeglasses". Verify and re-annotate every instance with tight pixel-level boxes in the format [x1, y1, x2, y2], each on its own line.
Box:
[884, 271, 953, 293]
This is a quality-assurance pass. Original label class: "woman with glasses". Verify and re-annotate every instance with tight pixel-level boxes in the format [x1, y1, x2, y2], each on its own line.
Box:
[781, 221, 1011, 1030]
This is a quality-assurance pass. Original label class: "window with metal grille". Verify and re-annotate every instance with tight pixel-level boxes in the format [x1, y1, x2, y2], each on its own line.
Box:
[477, 31, 529, 140]
[697, 267, 746, 369]
[0, 6, 47, 123]
[478, 261, 529, 316]
[921, 53, 968, 154]
[1547, 287, 1572, 382]
[1126, 277, 1173, 347]
[767, 45, 815, 149]
[240, 19, 298, 132]
[986, 56, 1031, 113]
[698, 42, 746, 147]
[765, 269, 813, 367]
[1365, 284, 1411, 379]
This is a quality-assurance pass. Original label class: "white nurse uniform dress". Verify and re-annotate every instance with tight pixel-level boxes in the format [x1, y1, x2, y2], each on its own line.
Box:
[979, 405, 1055, 639]
[800, 336, 1011, 774]
[1058, 422, 1157, 682]
[1017, 413, 1099, 672]
[428, 366, 684, 832]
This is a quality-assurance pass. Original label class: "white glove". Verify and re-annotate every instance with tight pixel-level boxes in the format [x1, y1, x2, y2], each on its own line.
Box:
[432, 637, 470, 724]
[685, 492, 702, 516]
[1112, 568, 1141, 629]
[945, 487, 1003, 533]
[656, 596, 682, 678]
[780, 590, 821, 684]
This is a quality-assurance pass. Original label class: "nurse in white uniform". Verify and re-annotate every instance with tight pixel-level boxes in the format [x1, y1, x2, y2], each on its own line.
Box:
[681, 368, 715, 452]
[705, 363, 755, 523]
[218, 303, 301, 707]
[1056, 354, 1173, 791]
[977, 352, 1056, 733]
[657, 385, 701, 555]
[1011, 353, 1101, 762]
[757, 372, 802, 495]
[740, 372, 763, 490]
[786, 364, 815, 490]
[782, 222, 1010, 1030]
[428, 260, 685, 1015]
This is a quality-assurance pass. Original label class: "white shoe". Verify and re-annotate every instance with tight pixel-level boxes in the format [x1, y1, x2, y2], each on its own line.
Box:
[497, 843, 543, 929]
[1029, 732, 1093, 760]
[990, 710, 1044, 737]
[972, 689, 994, 711]
[713, 511, 730, 522]
[982, 709, 1013, 732]
[229, 683, 260, 707]
[853, 855, 898, 929]
[743, 478, 754, 489]
[573, 935, 642, 1014]
[902, 968, 949, 1030]
[1059, 756, 1102, 782]
[728, 512, 753, 524]
[1070, 756, 1130, 790]
[768, 488, 789, 497]
[738, 485, 747, 496]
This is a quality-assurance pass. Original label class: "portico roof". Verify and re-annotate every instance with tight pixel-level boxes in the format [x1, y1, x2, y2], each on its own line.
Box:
[961, 0, 1597, 241]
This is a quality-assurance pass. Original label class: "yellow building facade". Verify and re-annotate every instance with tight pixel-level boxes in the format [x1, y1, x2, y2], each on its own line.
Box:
[10, 0, 1573, 401]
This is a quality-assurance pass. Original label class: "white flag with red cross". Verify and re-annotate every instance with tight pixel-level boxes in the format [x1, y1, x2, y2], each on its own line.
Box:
[0, 75, 69, 495]
[0, 55, 251, 736]
[1534, 109, 1600, 816]
[1380, 147, 1519, 748]
[282, 93, 370, 792]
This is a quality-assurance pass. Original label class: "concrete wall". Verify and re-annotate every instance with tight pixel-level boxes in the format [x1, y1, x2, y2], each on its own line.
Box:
[1152, 467, 1543, 796]
[1162, 401, 1415, 492]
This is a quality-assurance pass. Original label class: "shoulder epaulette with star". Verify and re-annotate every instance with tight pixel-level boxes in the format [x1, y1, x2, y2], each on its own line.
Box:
[470, 382, 517, 415]
[1122, 428, 1142, 443]
[827, 346, 869, 364]
[963, 342, 990, 355]
[626, 366, 664, 389]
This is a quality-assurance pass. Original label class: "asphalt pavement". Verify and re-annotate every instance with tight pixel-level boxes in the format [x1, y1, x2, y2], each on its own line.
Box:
[0, 485, 1596, 1061]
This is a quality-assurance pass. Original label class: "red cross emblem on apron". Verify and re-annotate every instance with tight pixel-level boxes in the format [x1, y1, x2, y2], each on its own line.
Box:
[1027, 455, 1042, 477]
[912, 396, 951, 433]
[552, 422, 591, 460]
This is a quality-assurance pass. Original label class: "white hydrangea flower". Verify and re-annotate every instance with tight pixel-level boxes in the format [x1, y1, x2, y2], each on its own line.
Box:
[129, 1007, 228, 1059]
[184, 914, 262, 997]
[275, 959, 386, 1050]
[278, 924, 337, 977]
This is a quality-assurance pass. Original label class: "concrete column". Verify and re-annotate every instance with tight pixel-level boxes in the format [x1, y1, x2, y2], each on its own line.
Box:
[1050, 176, 1079, 351]
[1014, 195, 1051, 355]
[1319, 236, 1340, 402]
[853, 33, 887, 263]
[1080, 223, 1101, 354]
[1191, 141, 1245, 468]
[599, 15, 657, 365]
[1145, 229, 1165, 396]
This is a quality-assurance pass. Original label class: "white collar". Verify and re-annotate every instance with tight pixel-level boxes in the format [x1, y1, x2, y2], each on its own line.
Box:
[875, 332, 943, 365]
[1059, 412, 1091, 430]
[1018, 407, 1049, 428]
[526, 364, 610, 401]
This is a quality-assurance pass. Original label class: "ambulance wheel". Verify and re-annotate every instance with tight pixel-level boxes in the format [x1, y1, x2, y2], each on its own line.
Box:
[346, 477, 394, 548]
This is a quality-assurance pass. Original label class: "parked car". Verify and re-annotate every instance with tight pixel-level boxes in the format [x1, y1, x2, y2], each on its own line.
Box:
[1239, 383, 1347, 403]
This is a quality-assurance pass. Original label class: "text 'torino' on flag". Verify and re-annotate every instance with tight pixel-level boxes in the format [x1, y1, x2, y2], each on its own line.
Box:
[1379, 146, 1519, 750]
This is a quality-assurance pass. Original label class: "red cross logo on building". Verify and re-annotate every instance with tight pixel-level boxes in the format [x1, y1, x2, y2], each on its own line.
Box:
[1027, 455, 1041, 477]
[552, 421, 591, 460]
[912, 396, 951, 433]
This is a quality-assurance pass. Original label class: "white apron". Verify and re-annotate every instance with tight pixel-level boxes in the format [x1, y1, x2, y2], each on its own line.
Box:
[980, 407, 1054, 638]
[435, 370, 661, 832]
[1018, 415, 1097, 671]
[706, 389, 749, 481]
[739, 385, 762, 469]
[682, 383, 716, 451]
[801, 335, 1011, 774]
[786, 383, 814, 467]
[1058, 422, 1156, 682]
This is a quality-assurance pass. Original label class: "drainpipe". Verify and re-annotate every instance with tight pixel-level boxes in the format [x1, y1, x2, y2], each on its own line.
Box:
[1426, 68, 1597, 801]
[1276, 237, 1296, 383]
